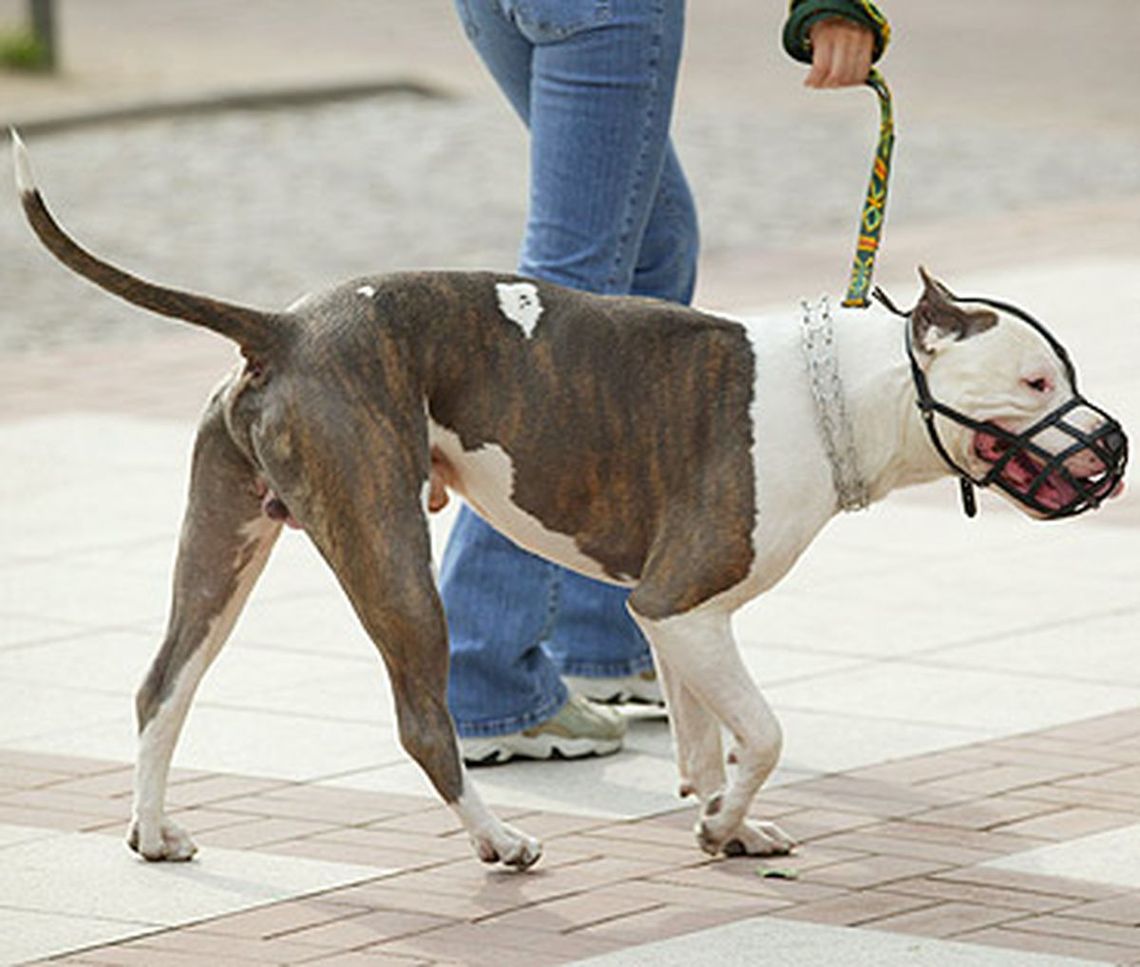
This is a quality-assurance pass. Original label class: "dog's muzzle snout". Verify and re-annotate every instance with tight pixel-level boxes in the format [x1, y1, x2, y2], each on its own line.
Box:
[991, 398, 1129, 518]
[1103, 427, 1128, 463]
[896, 289, 1129, 520]
[946, 388, 1128, 520]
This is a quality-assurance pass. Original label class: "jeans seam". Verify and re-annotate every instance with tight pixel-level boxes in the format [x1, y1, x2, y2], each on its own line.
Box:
[535, 563, 561, 648]
[605, 0, 666, 292]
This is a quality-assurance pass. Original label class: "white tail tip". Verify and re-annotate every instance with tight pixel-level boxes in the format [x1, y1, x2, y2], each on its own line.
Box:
[11, 128, 35, 196]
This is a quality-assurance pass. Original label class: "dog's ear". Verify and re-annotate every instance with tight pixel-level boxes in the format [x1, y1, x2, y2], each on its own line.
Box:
[911, 267, 998, 358]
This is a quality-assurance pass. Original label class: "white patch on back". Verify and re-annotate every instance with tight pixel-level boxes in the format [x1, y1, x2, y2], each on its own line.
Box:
[495, 282, 544, 338]
[357, 284, 377, 298]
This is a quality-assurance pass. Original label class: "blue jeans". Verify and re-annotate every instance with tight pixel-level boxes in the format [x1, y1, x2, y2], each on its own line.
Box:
[445, 0, 697, 737]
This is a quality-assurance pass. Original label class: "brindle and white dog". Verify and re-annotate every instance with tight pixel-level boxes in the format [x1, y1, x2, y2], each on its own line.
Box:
[13, 134, 1126, 870]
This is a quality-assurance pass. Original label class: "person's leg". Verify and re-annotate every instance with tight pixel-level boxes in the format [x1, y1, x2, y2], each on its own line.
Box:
[443, 0, 694, 744]
[630, 143, 699, 304]
[516, 0, 694, 682]
[441, 507, 566, 735]
[444, 0, 579, 744]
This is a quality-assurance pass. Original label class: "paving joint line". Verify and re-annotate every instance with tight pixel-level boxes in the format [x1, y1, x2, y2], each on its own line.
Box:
[4, 76, 451, 136]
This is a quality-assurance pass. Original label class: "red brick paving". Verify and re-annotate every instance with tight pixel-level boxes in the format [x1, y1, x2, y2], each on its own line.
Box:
[1, 706, 1138, 965]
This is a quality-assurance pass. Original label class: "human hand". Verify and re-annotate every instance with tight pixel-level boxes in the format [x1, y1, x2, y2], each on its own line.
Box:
[805, 17, 874, 88]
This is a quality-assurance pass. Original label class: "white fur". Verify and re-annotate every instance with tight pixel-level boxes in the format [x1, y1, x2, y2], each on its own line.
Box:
[11, 129, 34, 196]
[632, 606, 793, 856]
[131, 516, 279, 860]
[450, 785, 541, 868]
[357, 284, 377, 298]
[495, 282, 543, 338]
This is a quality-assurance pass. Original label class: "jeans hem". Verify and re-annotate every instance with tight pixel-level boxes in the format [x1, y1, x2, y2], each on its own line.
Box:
[454, 687, 568, 738]
[554, 654, 655, 678]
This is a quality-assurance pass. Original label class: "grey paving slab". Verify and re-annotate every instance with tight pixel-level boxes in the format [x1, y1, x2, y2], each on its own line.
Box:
[0, 823, 389, 965]
[330, 716, 684, 821]
[9, 698, 406, 783]
[566, 916, 1107, 967]
[767, 659, 1140, 739]
[0, 905, 156, 967]
[916, 609, 1140, 689]
[984, 824, 1140, 891]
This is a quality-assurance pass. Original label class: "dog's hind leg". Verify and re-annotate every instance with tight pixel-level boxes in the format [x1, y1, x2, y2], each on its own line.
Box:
[130, 397, 281, 861]
[328, 535, 540, 868]
[261, 427, 540, 869]
[633, 607, 796, 858]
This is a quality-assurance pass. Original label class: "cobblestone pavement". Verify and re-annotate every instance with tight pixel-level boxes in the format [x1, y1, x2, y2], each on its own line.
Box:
[4, 92, 1140, 351]
[3, 1, 1140, 352]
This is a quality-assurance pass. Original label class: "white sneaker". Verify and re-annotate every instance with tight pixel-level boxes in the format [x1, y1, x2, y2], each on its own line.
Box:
[564, 669, 664, 706]
[460, 695, 626, 765]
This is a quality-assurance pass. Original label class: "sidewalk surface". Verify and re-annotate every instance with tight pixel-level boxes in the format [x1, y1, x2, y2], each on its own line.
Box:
[1, 2, 1139, 965]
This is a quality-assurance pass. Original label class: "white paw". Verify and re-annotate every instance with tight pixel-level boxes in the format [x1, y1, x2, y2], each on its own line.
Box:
[128, 816, 198, 862]
[718, 819, 797, 858]
[472, 823, 542, 870]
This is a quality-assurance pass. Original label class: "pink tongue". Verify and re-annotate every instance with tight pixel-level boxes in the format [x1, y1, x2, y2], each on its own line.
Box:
[1000, 453, 1076, 510]
[1006, 461, 1075, 509]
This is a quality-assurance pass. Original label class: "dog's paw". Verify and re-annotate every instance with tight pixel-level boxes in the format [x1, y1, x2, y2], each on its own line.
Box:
[716, 819, 797, 858]
[472, 823, 542, 871]
[127, 816, 198, 862]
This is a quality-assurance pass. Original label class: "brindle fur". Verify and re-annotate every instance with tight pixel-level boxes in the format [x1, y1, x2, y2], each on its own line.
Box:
[18, 168, 759, 867]
[389, 272, 757, 617]
[135, 388, 277, 728]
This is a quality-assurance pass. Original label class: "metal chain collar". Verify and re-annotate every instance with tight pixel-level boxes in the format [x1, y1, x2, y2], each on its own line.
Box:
[800, 296, 871, 512]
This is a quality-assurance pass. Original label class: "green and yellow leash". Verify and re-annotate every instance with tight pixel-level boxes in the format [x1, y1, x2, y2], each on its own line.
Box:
[841, 67, 894, 308]
[783, 0, 895, 307]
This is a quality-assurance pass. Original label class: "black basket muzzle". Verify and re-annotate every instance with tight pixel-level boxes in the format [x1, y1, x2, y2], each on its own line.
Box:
[896, 293, 1128, 520]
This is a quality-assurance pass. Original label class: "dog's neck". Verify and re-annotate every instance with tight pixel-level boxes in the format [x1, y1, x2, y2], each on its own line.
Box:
[830, 304, 949, 504]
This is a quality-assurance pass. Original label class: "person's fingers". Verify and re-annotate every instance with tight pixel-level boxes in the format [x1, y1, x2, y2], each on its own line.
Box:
[804, 28, 835, 88]
[806, 18, 874, 89]
[831, 29, 874, 86]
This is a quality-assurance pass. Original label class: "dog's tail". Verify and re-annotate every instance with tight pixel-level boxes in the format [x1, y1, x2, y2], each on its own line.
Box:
[12, 129, 285, 354]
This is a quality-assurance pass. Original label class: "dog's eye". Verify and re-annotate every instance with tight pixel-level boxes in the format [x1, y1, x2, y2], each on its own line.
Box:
[1024, 377, 1051, 393]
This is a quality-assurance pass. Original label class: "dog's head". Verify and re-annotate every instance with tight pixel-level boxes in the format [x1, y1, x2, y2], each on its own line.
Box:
[903, 268, 1127, 519]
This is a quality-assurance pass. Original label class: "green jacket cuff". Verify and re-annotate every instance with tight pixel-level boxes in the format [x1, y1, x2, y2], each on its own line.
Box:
[782, 0, 891, 66]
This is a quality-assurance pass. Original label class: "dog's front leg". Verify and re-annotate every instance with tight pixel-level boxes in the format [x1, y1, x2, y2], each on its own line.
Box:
[633, 608, 796, 858]
[654, 653, 725, 802]
[131, 399, 281, 861]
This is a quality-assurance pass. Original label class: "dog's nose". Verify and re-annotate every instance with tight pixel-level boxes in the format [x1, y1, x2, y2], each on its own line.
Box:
[1103, 428, 1128, 461]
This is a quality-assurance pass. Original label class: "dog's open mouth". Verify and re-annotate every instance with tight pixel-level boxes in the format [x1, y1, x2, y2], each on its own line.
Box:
[974, 431, 1122, 512]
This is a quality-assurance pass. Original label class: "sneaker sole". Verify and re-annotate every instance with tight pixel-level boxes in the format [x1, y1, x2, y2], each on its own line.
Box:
[580, 688, 665, 706]
[563, 677, 664, 707]
[461, 734, 623, 766]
